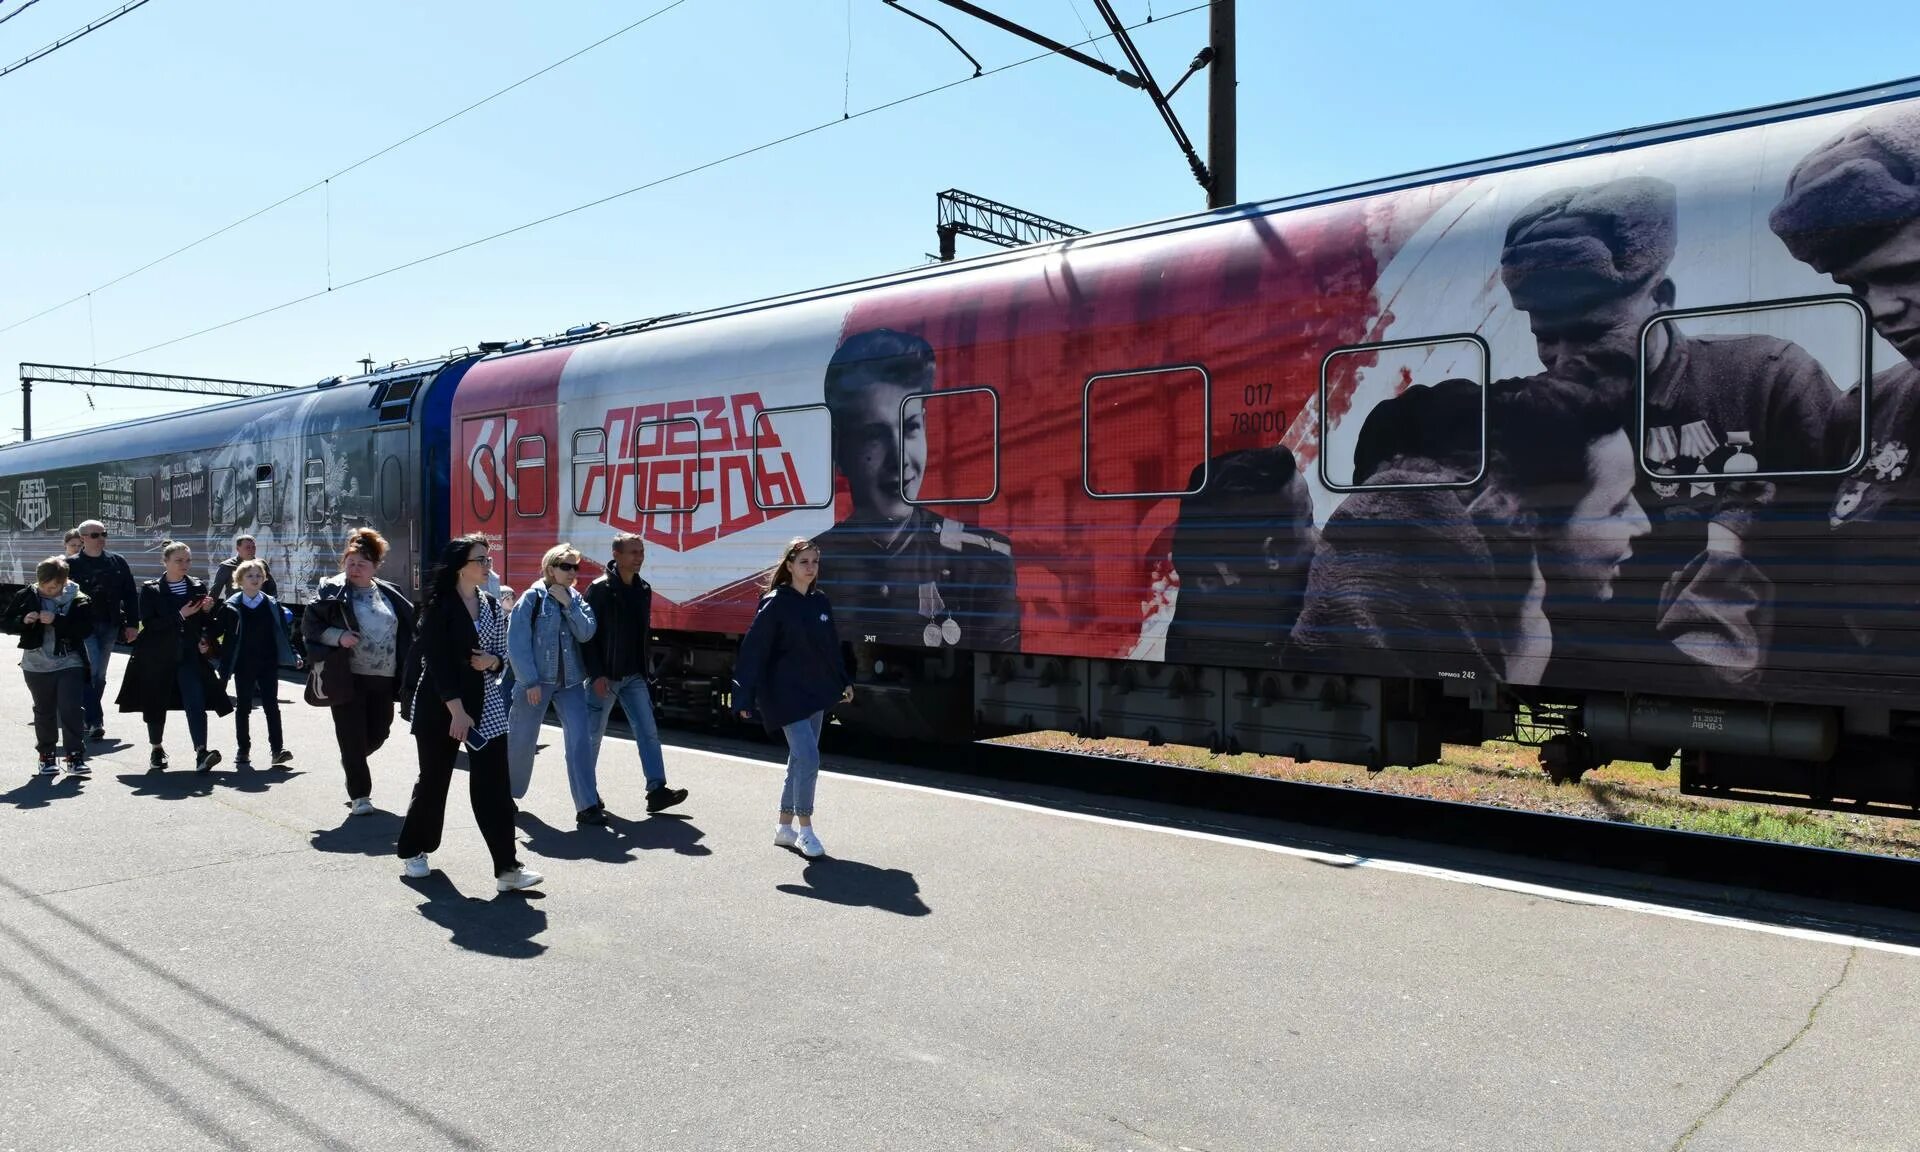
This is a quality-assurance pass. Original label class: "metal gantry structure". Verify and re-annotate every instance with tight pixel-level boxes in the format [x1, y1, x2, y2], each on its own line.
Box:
[888, 0, 1236, 208]
[16, 362, 291, 442]
[936, 190, 1087, 261]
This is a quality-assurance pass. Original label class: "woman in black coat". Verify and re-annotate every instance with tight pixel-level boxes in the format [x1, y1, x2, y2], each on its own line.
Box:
[116, 540, 232, 773]
[732, 537, 853, 860]
[396, 533, 542, 894]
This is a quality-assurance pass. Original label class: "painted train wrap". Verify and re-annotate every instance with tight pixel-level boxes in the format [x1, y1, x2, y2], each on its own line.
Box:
[11, 83, 1920, 810]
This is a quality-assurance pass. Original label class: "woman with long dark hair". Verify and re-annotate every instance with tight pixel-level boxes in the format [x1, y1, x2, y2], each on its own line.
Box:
[731, 537, 853, 859]
[303, 527, 415, 813]
[397, 534, 541, 892]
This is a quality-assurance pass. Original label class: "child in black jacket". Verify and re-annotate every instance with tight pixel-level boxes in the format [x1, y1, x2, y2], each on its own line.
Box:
[4, 556, 97, 774]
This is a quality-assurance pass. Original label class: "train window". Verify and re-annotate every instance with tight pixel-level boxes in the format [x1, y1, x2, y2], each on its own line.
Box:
[0, 488, 10, 530]
[44, 485, 62, 531]
[303, 458, 326, 525]
[255, 465, 275, 527]
[902, 387, 999, 506]
[69, 482, 89, 526]
[1638, 295, 1870, 480]
[376, 377, 420, 423]
[751, 405, 833, 511]
[209, 468, 235, 530]
[469, 444, 498, 520]
[379, 456, 404, 523]
[512, 435, 548, 518]
[133, 476, 156, 526]
[173, 469, 201, 530]
[629, 418, 702, 514]
[1082, 366, 1211, 498]
[572, 429, 607, 516]
[1318, 335, 1489, 491]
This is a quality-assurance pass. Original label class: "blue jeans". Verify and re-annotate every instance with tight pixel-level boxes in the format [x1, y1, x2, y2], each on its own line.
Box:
[83, 622, 118, 729]
[507, 682, 599, 811]
[146, 662, 208, 751]
[586, 674, 668, 791]
[779, 712, 825, 818]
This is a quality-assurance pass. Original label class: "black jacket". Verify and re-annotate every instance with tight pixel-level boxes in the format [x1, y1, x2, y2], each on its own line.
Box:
[731, 585, 851, 729]
[301, 574, 414, 688]
[66, 549, 138, 631]
[115, 577, 232, 717]
[2, 585, 96, 665]
[581, 571, 652, 681]
[409, 590, 505, 734]
[210, 556, 278, 603]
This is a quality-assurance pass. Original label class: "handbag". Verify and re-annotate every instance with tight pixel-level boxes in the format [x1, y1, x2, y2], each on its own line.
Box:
[304, 588, 362, 707]
[305, 647, 356, 707]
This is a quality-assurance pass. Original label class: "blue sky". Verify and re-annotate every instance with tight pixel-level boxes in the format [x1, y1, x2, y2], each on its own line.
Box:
[2, 0, 1914, 440]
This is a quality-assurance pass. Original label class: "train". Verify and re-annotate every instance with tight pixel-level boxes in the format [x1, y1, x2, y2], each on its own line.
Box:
[10, 76, 1920, 814]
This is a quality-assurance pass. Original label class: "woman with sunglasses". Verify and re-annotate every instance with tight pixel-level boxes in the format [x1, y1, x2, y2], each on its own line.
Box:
[398, 534, 539, 892]
[505, 543, 601, 822]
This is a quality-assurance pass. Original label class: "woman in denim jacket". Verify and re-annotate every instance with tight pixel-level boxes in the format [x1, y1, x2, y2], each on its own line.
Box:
[506, 542, 600, 822]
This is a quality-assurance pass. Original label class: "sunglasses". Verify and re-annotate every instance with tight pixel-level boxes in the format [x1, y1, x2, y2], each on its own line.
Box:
[466, 555, 493, 567]
[83, 532, 106, 539]
[551, 562, 579, 572]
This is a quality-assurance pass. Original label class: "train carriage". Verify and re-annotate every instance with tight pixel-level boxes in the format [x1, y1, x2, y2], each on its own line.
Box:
[11, 77, 1920, 812]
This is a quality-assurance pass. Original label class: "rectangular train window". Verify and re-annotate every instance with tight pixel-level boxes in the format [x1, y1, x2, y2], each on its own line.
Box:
[1639, 295, 1869, 479]
[255, 465, 275, 527]
[1318, 336, 1489, 491]
[572, 429, 607, 516]
[377, 376, 420, 423]
[512, 435, 548, 518]
[173, 469, 201, 530]
[751, 405, 833, 511]
[303, 459, 326, 525]
[133, 476, 155, 526]
[0, 488, 10, 530]
[1082, 366, 1210, 498]
[626, 418, 702, 515]
[69, 482, 89, 526]
[209, 468, 235, 530]
[44, 485, 62, 531]
[903, 387, 999, 505]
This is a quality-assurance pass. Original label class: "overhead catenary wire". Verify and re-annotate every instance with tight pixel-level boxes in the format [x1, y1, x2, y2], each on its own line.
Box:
[0, 0, 696, 337]
[96, 3, 1209, 367]
[0, 0, 47, 30]
[0, 0, 156, 82]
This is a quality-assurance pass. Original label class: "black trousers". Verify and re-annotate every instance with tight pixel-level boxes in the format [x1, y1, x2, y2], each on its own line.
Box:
[399, 722, 520, 877]
[328, 674, 395, 800]
[230, 663, 284, 761]
[25, 667, 86, 759]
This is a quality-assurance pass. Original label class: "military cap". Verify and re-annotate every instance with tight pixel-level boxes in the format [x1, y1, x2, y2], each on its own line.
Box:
[1769, 105, 1920, 274]
[1500, 176, 1677, 313]
[1350, 377, 1483, 484]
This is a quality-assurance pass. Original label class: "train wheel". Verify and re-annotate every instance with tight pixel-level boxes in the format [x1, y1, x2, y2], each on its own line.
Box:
[1539, 734, 1598, 785]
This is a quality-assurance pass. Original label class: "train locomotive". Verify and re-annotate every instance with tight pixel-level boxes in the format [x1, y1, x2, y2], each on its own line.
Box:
[11, 78, 1920, 814]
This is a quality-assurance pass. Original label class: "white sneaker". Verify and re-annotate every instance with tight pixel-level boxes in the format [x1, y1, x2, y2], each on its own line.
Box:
[795, 828, 824, 858]
[496, 867, 544, 893]
[773, 824, 799, 848]
[402, 853, 429, 879]
[348, 796, 373, 816]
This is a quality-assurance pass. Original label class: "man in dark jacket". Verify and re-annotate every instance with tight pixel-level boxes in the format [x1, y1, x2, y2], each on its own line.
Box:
[209, 534, 277, 603]
[65, 519, 138, 742]
[582, 533, 686, 814]
[1770, 103, 1920, 675]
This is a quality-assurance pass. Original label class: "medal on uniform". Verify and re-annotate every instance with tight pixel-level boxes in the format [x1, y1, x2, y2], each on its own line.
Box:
[923, 622, 942, 647]
[940, 618, 961, 645]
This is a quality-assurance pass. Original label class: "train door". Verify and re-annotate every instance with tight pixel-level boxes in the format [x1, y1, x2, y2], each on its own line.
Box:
[457, 409, 557, 592]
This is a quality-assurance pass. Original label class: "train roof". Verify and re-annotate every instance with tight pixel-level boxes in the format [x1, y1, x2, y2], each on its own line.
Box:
[6, 69, 1918, 447]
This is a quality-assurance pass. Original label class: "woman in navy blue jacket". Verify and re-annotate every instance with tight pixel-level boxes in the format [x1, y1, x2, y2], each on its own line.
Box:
[732, 537, 853, 858]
